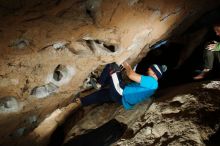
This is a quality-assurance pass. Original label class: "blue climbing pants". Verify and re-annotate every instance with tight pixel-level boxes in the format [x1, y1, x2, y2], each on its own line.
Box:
[81, 64, 125, 106]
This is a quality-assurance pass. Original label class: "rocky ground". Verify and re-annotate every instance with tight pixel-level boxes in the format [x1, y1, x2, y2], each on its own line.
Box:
[115, 80, 220, 146]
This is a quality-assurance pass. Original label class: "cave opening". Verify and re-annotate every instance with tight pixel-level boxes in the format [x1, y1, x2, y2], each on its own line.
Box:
[137, 7, 220, 88]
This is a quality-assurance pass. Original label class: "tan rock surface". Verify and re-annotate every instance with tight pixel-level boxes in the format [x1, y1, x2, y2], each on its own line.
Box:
[0, 0, 220, 145]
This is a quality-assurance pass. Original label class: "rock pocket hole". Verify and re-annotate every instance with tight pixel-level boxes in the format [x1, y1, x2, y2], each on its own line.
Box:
[94, 39, 116, 52]
[0, 96, 21, 113]
[86, 9, 93, 19]
[50, 65, 75, 86]
[84, 38, 117, 54]
[85, 40, 94, 52]
[9, 38, 30, 49]
[170, 101, 183, 107]
[103, 43, 115, 52]
[53, 65, 67, 82]
[31, 82, 58, 98]
[54, 70, 63, 81]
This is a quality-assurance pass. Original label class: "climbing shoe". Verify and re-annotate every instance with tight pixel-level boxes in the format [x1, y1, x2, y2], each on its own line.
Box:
[109, 62, 121, 75]
[193, 69, 210, 80]
[90, 77, 101, 90]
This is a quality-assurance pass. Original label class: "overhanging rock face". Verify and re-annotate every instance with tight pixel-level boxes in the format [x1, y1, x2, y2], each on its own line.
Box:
[0, 0, 220, 145]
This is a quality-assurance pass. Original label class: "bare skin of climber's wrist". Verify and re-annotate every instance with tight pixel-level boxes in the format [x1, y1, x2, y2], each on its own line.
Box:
[122, 62, 141, 83]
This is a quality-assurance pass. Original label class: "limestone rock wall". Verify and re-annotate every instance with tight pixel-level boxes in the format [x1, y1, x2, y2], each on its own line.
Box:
[0, 0, 220, 145]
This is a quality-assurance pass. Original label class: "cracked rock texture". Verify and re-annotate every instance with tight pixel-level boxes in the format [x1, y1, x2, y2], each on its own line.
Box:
[0, 0, 220, 145]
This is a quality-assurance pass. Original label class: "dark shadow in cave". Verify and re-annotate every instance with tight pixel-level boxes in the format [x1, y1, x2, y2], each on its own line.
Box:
[136, 7, 220, 89]
[205, 128, 220, 146]
[48, 108, 84, 146]
[63, 119, 127, 146]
